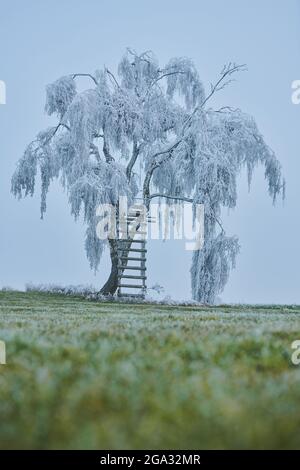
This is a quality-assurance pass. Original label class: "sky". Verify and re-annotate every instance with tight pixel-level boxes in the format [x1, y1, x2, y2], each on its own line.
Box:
[0, 0, 299, 303]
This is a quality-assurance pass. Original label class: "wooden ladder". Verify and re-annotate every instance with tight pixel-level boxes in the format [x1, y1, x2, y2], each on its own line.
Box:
[117, 204, 153, 299]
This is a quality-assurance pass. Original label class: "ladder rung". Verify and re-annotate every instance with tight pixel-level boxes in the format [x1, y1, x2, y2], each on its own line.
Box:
[118, 293, 145, 298]
[117, 248, 147, 253]
[118, 275, 147, 280]
[118, 239, 146, 244]
[124, 228, 147, 232]
[125, 217, 155, 221]
[118, 232, 147, 236]
[122, 235, 147, 238]
[118, 284, 146, 289]
[118, 266, 147, 271]
[117, 199, 149, 299]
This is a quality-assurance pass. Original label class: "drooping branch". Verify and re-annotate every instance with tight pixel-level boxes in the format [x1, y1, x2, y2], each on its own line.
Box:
[72, 73, 98, 86]
[144, 70, 187, 100]
[39, 122, 103, 165]
[32, 122, 71, 157]
[47, 122, 70, 143]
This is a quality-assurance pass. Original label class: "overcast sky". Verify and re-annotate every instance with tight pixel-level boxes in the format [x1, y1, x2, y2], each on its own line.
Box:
[0, 0, 299, 303]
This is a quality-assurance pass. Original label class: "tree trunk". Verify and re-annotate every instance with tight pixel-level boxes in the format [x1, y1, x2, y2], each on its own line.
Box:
[99, 239, 119, 295]
[99, 237, 134, 296]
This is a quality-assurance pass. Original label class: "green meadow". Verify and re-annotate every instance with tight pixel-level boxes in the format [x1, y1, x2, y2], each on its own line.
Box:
[0, 291, 300, 449]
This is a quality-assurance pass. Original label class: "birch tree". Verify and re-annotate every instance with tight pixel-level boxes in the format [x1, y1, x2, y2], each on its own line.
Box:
[11, 49, 285, 303]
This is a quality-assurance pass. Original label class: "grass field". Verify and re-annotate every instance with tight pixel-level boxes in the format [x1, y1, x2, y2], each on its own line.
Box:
[0, 291, 300, 449]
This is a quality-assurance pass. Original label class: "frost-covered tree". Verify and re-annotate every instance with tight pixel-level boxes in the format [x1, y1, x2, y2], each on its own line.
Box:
[11, 49, 285, 303]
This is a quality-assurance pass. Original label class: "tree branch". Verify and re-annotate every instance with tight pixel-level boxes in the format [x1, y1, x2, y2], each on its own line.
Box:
[39, 123, 103, 165]
[93, 133, 104, 139]
[127, 48, 153, 66]
[105, 68, 120, 89]
[89, 143, 101, 162]
[214, 106, 240, 114]
[147, 70, 186, 93]
[143, 139, 183, 207]
[183, 63, 246, 131]
[142, 64, 246, 210]
[41, 122, 70, 146]
[143, 69, 187, 102]
[201, 63, 246, 108]
[72, 73, 98, 86]
[102, 134, 114, 163]
[149, 193, 193, 203]
[126, 140, 140, 181]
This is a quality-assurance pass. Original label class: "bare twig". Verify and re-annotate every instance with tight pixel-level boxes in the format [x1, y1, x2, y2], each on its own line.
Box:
[105, 68, 120, 89]
[202, 63, 246, 107]
[182, 63, 246, 131]
[127, 48, 153, 66]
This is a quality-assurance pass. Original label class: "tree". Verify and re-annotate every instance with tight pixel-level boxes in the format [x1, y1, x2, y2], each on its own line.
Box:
[11, 49, 285, 303]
